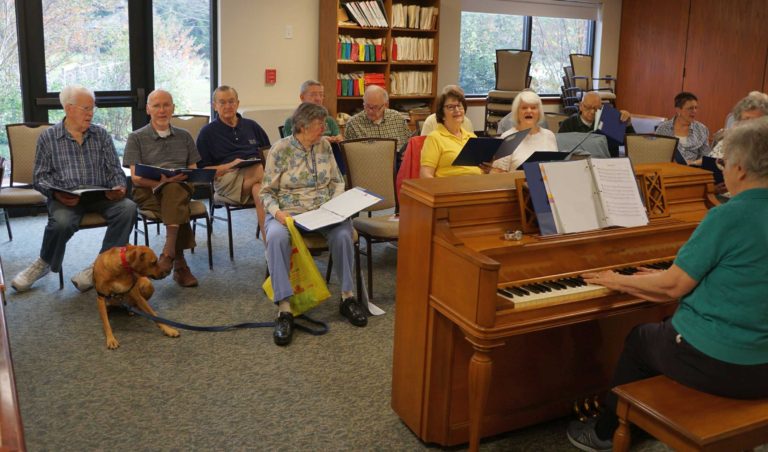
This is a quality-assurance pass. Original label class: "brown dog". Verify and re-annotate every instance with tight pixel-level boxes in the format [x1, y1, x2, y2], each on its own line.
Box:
[93, 245, 180, 349]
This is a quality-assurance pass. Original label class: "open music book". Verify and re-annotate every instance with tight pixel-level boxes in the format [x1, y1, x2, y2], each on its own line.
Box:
[538, 157, 648, 234]
[133, 163, 216, 183]
[47, 185, 112, 197]
[292, 187, 383, 231]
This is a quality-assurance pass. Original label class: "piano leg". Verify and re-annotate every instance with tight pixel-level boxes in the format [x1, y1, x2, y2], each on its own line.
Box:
[465, 337, 505, 452]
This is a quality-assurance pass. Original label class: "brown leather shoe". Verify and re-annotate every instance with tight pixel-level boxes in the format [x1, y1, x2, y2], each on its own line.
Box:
[157, 253, 174, 277]
[173, 265, 198, 287]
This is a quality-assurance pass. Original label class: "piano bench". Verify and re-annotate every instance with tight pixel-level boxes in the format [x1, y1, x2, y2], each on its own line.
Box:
[612, 375, 768, 452]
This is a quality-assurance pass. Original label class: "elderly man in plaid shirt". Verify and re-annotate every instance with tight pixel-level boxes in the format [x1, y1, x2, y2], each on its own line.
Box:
[343, 85, 412, 151]
[11, 85, 136, 293]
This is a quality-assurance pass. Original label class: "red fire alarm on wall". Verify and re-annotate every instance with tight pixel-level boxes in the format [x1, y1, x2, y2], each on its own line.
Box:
[265, 68, 277, 84]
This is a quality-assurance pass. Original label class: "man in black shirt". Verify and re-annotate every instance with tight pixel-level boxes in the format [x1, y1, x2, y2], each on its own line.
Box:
[558, 91, 634, 157]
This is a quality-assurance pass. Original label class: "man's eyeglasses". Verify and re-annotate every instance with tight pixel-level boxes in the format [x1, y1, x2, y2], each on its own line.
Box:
[444, 103, 464, 112]
[216, 99, 238, 106]
[364, 103, 385, 112]
[69, 104, 97, 113]
[581, 105, 602, 112]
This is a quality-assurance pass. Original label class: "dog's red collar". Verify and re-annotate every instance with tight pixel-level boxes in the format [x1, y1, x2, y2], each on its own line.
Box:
[119, 246, 134, 275]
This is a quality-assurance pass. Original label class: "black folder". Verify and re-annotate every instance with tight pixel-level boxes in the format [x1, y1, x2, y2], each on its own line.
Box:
[701, 156, 724, 184]
[451, 128, 530, 167]
[515, 151, 569, 170]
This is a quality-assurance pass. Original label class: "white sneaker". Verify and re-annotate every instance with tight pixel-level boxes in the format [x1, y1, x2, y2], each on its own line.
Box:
[11, 258, 51, 292]
[71, 264, 94, 293]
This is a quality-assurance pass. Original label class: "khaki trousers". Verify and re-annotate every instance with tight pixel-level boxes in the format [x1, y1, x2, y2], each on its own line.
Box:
[133, 182, 196, 252]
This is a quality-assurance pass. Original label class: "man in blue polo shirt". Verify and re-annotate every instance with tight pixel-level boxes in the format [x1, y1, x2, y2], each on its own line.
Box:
[196, 85, 270, 237]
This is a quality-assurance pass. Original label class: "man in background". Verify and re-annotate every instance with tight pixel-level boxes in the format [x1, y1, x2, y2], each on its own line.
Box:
[123, 89, 200, 288]
[11, 85, 136, 293]
[344, 85, 412, 151]
[197, 85, 270, 238]
[283, 80, 343, 142]
[558, 91, 634, 157]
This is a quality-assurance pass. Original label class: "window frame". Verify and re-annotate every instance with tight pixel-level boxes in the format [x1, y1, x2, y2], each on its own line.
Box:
[459, 12, 596, 98]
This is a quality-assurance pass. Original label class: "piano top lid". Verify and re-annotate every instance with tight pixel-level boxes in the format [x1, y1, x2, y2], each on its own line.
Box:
[400, 163, 713, 208]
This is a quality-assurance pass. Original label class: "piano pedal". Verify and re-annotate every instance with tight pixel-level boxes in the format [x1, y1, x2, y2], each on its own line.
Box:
[572, 400, 588, 422]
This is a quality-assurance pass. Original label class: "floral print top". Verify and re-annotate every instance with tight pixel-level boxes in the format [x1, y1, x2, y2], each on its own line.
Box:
[259, 136, 345, 216]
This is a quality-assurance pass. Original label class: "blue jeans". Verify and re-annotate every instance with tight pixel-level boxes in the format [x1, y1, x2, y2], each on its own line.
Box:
[40, 196, 137, 272]
[264, 214, 354, 303]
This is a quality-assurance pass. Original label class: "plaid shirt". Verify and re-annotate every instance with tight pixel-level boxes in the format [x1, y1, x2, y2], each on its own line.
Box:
[655, 117, 710, 162]
[33, 121, 126, 198]
[343, 108, 412, 151]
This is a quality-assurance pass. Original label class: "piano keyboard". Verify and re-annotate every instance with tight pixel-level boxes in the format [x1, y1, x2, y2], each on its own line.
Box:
[497, 261, 672, 308]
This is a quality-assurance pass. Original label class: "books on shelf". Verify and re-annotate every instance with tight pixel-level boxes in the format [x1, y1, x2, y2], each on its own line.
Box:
[391, 37, 434, 61]
[391, 4, 438, 29]
[292, 187, 383, 231]
[342, 0, 388, 27]
[336, 71, 385, 97]
[525, 158, 648, 235]
[134, 163, 216, 184]
[337, 35, 385, 61]
[389, 70, 432, 96]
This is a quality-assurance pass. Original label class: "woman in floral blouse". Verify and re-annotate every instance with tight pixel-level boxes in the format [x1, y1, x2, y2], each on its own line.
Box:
[259, 102, 367, 346]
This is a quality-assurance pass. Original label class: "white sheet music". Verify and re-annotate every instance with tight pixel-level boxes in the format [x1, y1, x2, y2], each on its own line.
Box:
[590, 159, 648, 228]
[292, 187, 383, 231]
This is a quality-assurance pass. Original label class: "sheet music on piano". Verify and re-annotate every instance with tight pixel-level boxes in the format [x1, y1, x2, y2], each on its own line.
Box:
[539, 158, 648, 234]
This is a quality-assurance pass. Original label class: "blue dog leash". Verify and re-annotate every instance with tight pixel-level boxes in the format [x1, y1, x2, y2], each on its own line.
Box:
[119, 303, 329, 336]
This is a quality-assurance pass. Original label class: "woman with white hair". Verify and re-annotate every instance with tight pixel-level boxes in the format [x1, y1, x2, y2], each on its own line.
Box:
[491, 90, 557, 172]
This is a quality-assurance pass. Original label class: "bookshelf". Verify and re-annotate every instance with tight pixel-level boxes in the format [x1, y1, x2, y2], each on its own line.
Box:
[318, 0, 440, 121]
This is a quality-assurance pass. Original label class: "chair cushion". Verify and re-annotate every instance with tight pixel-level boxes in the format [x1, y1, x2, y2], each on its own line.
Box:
[353, 216, 399, 238]
[0, 187, 47, 205]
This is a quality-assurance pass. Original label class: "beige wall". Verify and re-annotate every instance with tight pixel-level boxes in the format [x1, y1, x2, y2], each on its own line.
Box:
[220, 0, 623, 113]
[219, 0, 320, 107]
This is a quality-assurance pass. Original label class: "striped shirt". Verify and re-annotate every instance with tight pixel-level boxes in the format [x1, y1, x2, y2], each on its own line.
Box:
[33, 121, 126, 198]
[655, 117, 710, 163]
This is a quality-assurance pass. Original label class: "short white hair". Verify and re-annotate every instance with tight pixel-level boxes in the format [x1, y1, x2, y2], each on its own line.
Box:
[363, 85, 388, 103]
[508, 90, 545, 128]
[59, 85, 95, 107]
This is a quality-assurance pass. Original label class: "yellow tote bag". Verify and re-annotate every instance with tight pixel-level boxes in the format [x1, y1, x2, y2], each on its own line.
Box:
[262, 217, 331, 316]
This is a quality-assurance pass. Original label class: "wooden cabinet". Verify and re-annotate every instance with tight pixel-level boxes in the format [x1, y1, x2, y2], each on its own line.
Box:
[617, 0, 768, 132]
[318, 0, 440, 118]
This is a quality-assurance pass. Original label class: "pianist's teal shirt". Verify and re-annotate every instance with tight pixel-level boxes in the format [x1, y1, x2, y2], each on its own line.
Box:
[672, 188, 768, 365]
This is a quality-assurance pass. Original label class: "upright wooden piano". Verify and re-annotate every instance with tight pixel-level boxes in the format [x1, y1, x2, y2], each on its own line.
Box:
[391, 163, 718, 451]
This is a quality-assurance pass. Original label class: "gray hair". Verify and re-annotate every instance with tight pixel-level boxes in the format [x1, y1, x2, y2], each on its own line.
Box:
[212, 85, 239, 102]
[508, 89, 546, 128]
[732, 91, 768, 122]
[300, 80, 322, 96]
[59, 85, 95, 107]
[363, 85, 388, 103]
[291, 102, 328, 134]
[723, 116, 768, 182]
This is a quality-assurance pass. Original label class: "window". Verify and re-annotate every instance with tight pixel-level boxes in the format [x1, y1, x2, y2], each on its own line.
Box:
[0, 0, 22, 160]
[459, 10, 594, 96]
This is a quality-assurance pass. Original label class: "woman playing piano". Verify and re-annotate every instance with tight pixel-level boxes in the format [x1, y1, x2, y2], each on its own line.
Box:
[568, 117, 768, 452]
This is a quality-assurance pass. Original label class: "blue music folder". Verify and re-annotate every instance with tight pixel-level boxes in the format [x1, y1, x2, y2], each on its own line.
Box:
[595, 103, 627, 145]
[522, 162, 558, 235]
[451, 138, 503, 166]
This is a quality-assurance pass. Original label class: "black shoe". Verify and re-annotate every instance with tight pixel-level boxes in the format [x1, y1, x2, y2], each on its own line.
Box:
[340, 297, 367, 327]
[273, 312, 294, 346]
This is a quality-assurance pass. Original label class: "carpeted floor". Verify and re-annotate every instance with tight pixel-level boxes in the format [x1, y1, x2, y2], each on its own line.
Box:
[1, 211, 758, 451]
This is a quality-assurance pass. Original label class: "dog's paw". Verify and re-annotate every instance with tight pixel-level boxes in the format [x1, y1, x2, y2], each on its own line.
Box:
[106, 337, 120, 349]
[162, 326, 180, 338]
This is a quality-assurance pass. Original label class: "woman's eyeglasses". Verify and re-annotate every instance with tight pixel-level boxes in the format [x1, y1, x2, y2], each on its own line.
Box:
[444, 103, 464, 112]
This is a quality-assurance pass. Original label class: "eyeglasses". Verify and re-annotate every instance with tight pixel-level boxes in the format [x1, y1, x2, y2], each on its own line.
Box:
[216, 99, 238, 106]
[444, 103, 464, 112]
[149, 102, 174, 110]
[69, 104, 97, 113]
[581, 105, 602, 112]
[716, 157, 726, 171]
[363, 103, 385, 112]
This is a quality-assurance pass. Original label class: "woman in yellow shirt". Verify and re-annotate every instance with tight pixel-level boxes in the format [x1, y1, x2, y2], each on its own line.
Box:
[420, 86, 483, 178]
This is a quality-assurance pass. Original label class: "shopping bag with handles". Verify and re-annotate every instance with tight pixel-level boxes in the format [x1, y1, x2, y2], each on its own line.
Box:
[262, 216, 331, 316]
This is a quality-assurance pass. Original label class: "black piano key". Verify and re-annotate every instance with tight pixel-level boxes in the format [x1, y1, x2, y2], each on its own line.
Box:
[510, 286, 528, 296]
[543, 280, 567, 290]
[531, 283, 551, 292]
[523, 284, 542, 294]
[499, 288, 515, 298]
[560, 278, 578, 288]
